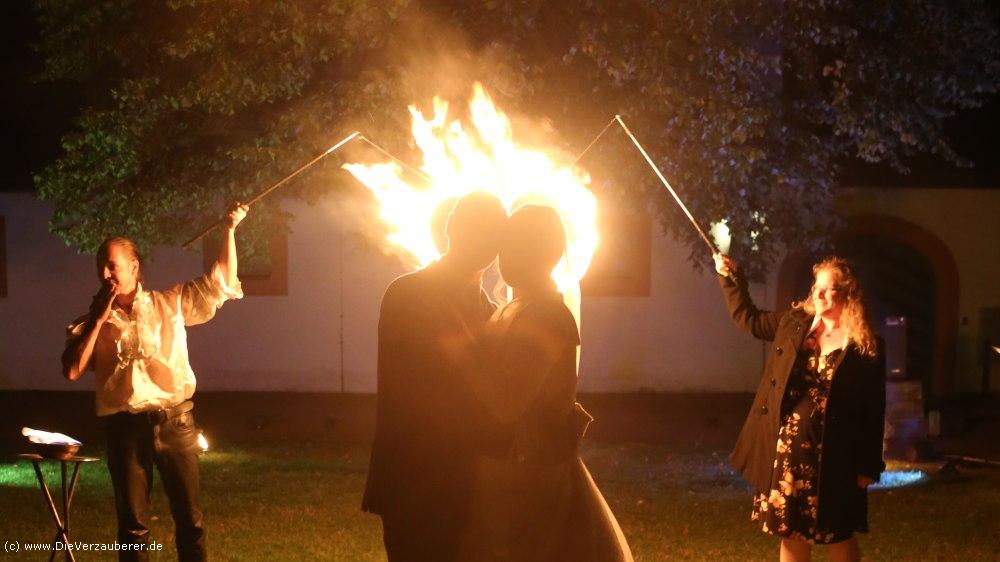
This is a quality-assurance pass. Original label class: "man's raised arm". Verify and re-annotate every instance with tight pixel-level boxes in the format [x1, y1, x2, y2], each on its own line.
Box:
[215, 202, 249, 285]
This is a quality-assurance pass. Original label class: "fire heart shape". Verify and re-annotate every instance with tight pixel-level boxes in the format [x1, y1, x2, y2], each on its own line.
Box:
[343, 84, 599, 306]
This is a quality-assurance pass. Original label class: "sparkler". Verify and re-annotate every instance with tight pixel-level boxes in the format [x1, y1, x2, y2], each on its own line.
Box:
[183, 131, 362, 248]
[575, 115, 718, 255]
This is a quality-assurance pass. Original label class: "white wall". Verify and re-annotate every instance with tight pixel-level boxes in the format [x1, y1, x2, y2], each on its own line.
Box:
[1, 192, 774, 393]
[578, 229, 773, 392]
[2, 192, 101, 391]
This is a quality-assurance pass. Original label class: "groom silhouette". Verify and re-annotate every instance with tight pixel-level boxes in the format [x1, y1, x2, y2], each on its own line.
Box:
[363, 192, 508, 561]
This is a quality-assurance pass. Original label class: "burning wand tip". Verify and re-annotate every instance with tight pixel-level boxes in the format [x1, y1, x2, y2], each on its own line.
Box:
[326, 131, 362, 154]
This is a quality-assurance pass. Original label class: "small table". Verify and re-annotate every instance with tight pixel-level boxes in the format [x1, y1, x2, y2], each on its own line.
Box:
[18, 454, 100, 562]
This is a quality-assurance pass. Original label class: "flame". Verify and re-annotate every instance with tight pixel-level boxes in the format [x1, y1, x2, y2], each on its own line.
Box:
[343, 84, 598, 296]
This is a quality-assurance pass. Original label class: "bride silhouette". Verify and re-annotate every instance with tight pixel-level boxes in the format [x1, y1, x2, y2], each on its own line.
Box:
[461, 204, 633, 562]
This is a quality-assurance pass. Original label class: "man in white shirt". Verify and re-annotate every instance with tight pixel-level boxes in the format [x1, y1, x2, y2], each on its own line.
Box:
[62, 202, 248, 561]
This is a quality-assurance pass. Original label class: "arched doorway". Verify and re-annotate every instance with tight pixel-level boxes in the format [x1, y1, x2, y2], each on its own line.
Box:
[776, 215, 959, 399]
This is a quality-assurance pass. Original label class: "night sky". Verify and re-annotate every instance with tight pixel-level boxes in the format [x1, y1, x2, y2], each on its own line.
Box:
[1, 1, 83, 193]
[1, 1, 997, 194]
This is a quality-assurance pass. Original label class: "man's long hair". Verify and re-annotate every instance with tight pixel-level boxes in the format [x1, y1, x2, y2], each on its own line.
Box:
[794, 256, 878, 358]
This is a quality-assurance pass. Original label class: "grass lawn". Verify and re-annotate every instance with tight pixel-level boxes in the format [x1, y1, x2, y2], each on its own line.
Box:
[1, 441, 997, 561]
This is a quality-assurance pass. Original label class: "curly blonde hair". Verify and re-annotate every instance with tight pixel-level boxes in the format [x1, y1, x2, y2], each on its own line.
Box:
[794, 257, 878, 358]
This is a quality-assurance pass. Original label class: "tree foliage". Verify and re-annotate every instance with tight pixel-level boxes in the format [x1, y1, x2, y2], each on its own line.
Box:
[34, 0, 999, 278]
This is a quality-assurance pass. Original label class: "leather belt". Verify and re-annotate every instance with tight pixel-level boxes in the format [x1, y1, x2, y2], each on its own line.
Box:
[142, 400, 194, 424]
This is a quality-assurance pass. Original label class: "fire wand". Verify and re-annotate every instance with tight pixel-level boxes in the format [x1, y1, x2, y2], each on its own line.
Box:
[183, 131, 361, 248]
[575, 115, 718, 255]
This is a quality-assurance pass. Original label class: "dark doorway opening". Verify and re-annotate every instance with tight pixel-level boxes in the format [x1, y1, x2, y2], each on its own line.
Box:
[786, 235, 937, 393]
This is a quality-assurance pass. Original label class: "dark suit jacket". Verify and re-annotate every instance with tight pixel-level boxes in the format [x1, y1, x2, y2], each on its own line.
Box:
[719, 272, 886, 531]
[362, 262, 497, 525]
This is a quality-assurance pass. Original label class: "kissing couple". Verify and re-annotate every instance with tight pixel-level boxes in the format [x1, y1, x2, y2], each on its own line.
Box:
[362, 192, 633, 562]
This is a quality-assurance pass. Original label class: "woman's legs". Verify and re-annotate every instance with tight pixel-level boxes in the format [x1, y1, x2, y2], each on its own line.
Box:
[826, 536, 861, 562]
[780, 536, 860, 562]
[779, 538, 811, 562]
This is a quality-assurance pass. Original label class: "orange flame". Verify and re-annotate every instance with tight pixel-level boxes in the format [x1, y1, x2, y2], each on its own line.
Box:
[344, 84, 598, 302]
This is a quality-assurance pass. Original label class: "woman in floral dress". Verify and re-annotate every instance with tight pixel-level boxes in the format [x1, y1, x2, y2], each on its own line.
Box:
[715, 255, 886, 562]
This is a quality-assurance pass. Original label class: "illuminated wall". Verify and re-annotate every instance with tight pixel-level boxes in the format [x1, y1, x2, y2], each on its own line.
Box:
[2, 188, 996, 394]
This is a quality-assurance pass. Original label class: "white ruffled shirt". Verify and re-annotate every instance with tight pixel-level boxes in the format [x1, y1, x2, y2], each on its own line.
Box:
[67, 265, 242, 416]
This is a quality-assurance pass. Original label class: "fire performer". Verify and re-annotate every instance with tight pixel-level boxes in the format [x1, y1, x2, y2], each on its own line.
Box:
[62, 202, 248, 562]
[460, 205, 633, 562]
[362, 192, 509, 561]
[713, 254, 886, 562]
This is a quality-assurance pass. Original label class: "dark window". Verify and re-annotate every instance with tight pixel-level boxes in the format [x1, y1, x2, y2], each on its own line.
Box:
[202, 228, 288, 297]
[581, 211, 651, 297]
[0, 216, 6, 297]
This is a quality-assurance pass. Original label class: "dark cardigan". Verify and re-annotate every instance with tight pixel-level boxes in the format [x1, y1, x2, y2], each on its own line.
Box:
[719, 272, 886, 531]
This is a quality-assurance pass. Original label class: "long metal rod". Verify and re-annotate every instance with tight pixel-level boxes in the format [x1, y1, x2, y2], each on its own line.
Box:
[609, 115, 717, 254]
[572, 116, 619, 165]
[357, 136, 431, 182]
[183, 131, 361, 248]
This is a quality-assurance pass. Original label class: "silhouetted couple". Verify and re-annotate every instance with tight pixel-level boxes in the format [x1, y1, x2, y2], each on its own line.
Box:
[363, 193, 633, 562]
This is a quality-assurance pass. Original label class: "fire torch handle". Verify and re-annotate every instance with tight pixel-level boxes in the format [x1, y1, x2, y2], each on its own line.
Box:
[182, 131, 362, 249]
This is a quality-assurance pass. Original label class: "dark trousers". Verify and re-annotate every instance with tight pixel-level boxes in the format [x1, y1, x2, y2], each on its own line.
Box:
[381, 511, 464, 562]
[105, 404, 205, 562]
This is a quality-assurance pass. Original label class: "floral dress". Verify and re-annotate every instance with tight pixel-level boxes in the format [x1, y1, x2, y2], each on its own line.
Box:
[752, 333, 848, 544]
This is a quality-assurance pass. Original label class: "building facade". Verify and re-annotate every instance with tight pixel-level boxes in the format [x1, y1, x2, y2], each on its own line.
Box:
[1, 188, 996, 399]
